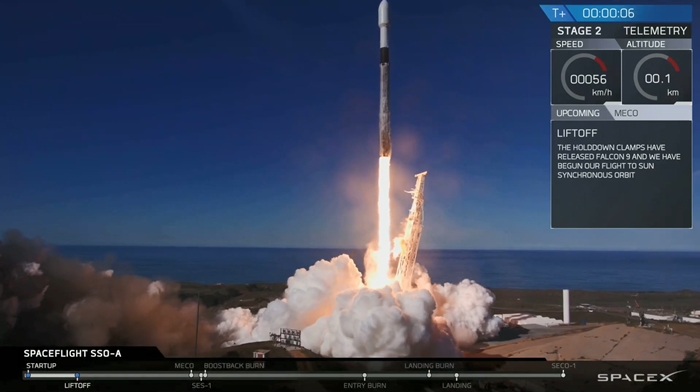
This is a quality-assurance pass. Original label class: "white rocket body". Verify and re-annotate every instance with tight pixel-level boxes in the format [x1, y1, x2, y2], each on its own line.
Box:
[378, 0, 391, 157]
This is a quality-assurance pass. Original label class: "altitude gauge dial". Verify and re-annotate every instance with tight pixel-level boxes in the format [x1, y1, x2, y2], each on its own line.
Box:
[623, 50, 692, 104]
[551, 50, 622, 104]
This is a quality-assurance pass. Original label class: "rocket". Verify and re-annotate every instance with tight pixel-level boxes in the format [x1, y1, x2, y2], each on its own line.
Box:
[378, 0, 391, 157]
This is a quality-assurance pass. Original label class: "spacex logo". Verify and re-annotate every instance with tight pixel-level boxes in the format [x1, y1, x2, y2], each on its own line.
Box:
[597, 370, 688, 382]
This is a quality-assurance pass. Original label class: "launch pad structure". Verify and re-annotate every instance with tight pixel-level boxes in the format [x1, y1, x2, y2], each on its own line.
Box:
[269, 328, 302, 350]
[394, 171, 427, 290]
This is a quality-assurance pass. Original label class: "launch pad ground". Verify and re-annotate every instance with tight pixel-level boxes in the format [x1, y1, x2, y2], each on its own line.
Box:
[479, 323, 700, 361]
[179, 282, 700, 360]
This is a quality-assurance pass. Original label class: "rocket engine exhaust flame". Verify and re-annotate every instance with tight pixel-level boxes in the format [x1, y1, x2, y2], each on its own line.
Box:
[366, 157, 392, 289]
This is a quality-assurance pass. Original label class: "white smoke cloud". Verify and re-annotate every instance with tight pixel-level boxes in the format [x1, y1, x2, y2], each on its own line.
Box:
[216, 255, 364, 344]
[147, 281, 165, 296]
[432, 280, 502, 345]
[21, 262, 43, 276]
[216, 254, 501, 357]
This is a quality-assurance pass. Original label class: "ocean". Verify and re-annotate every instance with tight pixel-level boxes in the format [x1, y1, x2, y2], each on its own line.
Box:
[56, 246, 699, 292]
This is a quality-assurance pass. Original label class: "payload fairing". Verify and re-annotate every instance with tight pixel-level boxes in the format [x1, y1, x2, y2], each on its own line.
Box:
[378, 0, 391, 157]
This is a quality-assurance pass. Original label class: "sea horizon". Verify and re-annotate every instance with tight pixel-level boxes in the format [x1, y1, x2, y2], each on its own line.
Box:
[51, 244, 700, 253]
[52, 246, 700, 292]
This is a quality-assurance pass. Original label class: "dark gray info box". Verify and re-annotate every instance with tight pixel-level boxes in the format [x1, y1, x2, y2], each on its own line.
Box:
[551, 121, 691, 228]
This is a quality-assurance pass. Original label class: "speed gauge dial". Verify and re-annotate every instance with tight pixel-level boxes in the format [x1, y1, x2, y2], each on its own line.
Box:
[622, 50, 692, 104]
[551, 50, 622, 104]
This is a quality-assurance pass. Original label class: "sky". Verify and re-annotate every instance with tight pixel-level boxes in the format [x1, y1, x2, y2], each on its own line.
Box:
[0, 0, 698, 251]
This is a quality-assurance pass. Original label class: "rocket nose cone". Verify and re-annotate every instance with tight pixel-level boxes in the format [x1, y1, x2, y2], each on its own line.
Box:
[378, 0, 389, 27]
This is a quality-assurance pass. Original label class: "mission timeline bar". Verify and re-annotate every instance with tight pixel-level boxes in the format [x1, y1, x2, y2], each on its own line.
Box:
[23, 370, 566, 381]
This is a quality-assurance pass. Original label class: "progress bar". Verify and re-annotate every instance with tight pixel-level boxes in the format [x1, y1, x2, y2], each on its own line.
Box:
[24, 370, 567, 381]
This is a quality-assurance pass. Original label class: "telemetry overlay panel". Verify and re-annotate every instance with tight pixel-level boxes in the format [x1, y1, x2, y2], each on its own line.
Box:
[542, 5, 693, 228]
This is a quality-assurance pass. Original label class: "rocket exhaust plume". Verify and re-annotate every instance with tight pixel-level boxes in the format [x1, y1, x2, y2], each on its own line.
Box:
[367, 156, 392, 288]
[366, 0, 393, 289]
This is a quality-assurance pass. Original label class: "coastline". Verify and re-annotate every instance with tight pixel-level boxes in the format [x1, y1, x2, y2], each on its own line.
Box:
[56, 246, 700, 292]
